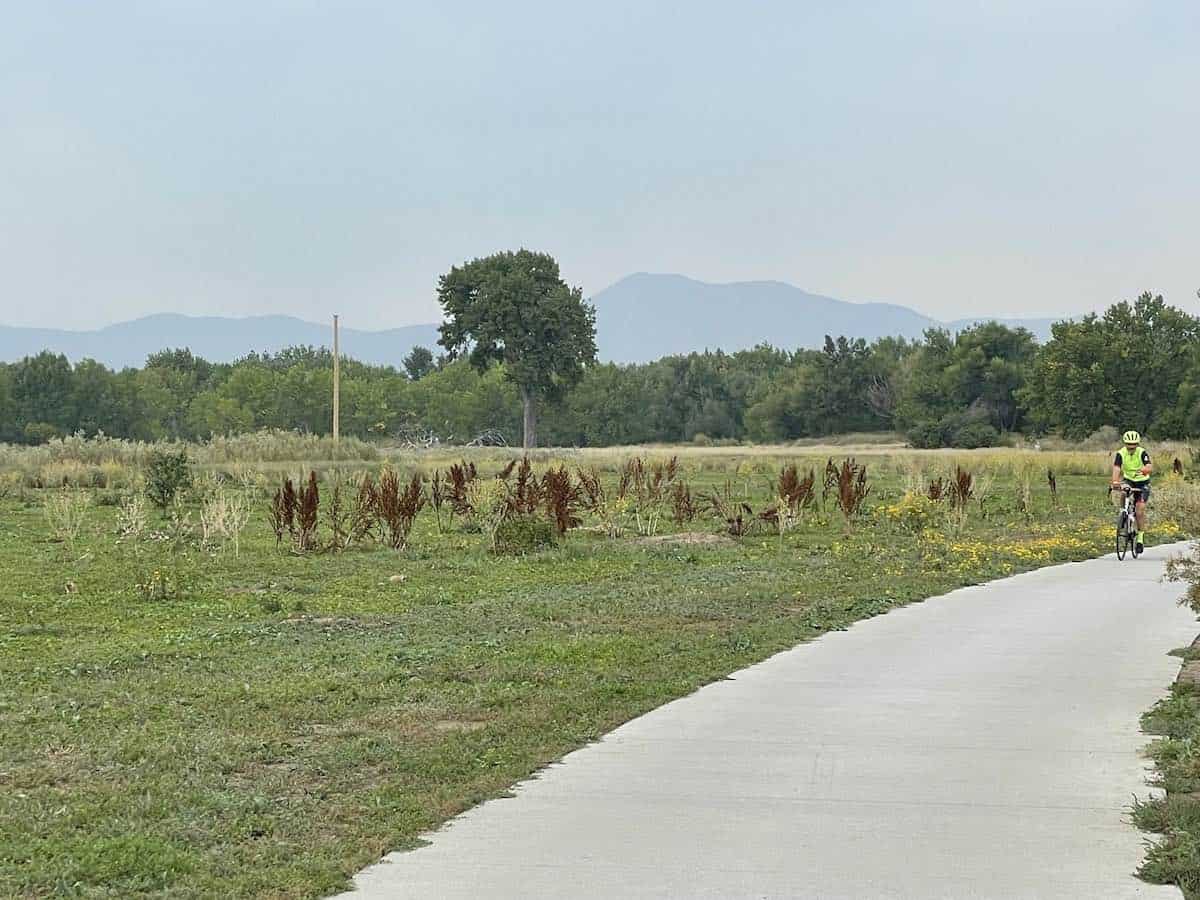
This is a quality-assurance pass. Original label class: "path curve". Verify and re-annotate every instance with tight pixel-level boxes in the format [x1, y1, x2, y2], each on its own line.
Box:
[340, 543, 1198, 899]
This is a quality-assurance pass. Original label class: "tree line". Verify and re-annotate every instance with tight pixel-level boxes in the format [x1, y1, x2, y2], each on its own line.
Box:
[3, 291, 1197, 448]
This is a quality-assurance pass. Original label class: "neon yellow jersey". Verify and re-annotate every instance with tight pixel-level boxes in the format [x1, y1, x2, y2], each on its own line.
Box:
[1115, 446, 1151, 482]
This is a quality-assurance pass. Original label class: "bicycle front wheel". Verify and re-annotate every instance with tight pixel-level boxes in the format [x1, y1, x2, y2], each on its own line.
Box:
[1116, 513, 1128, 560]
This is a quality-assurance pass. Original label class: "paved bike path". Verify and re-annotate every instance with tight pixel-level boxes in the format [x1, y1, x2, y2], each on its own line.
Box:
[340, 543, 1197, 899]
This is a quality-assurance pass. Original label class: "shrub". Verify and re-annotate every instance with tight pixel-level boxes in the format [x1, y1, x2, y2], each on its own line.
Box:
[954, 422, 999, 449]
[494, 515, 557, 554]
[906, 414, 998, 449]
[146, 450, 192, 510]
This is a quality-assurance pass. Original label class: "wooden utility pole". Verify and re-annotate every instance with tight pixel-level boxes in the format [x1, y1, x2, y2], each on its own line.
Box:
[332, 314, 341, 443]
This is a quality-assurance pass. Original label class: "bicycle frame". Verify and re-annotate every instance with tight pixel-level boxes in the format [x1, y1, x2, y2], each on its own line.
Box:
[1111, 483, 1146, 560]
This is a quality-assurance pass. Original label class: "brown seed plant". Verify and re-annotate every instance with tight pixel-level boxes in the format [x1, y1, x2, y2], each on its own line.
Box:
[703, 479, 761, 537]
[541, 465, 581, 535]
[428, 469, 447, 533]
[447, 461, 478, 516]
[671, 481, 697, 524]
[510, 457, 543, 516]
[948, 466, 973, 513]
[377, 468, 426, 550]
[351, 474, 380, 544]
[325, 482, 350, 553]
[826, 457, 871, 521]
[778, 464, 815, 515]
[268, 477, 298, 546]
[295, 471, 320, 552]
[926, 477, 946, 502]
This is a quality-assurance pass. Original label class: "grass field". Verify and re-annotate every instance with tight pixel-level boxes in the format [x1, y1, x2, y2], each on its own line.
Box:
[0, 437, 1193, 898]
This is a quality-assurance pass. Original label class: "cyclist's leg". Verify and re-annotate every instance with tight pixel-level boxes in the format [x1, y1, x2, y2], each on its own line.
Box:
[1133, 483, 1149, 543]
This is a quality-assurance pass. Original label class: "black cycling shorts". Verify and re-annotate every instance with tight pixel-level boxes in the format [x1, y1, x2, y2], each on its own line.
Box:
[1123, 479, 1151, 501]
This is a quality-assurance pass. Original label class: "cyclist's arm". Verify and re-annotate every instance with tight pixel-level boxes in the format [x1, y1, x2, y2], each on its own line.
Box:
[1140, 449, 1152, 477]
[1112, 455, 1123, 485]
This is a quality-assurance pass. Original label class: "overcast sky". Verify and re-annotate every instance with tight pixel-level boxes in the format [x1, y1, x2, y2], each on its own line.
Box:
[2, 1, 1196, 330]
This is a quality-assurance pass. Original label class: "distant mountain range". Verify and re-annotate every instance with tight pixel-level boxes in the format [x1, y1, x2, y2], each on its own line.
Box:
[0, 274, 1059, 368]
[0, 314, 441, 371]
[591, 274, 1057, 362]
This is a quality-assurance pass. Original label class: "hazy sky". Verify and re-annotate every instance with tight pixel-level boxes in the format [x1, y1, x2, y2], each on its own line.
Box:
[2, 1, 1197, 330]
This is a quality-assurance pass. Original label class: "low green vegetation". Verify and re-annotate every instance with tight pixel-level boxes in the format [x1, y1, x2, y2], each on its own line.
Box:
[0, 439, 1190, 897]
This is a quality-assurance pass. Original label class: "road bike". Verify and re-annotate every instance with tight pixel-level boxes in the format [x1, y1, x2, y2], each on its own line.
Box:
[1110, 483, 1146, 561]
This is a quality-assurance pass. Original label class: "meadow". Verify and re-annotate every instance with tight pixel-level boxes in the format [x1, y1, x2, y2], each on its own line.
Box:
[2, 433, 1196, 898]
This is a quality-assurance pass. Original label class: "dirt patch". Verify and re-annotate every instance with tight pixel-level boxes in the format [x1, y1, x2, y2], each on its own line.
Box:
[276, 615, 399, 632]
[638, 532, 735, 548]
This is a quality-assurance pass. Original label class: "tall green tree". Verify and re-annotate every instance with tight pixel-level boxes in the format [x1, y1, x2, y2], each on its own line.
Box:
[1022, 293, 1198, 438]
[403, 346, 436, 381]
[436, 250, 596, 448]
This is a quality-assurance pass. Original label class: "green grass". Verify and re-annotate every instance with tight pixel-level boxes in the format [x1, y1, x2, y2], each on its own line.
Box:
[0, 453, 1172, 898]
[1137, 683, 1200, 898]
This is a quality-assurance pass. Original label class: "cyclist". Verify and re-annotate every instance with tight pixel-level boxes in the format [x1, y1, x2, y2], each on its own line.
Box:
[1111, 430, 1152, 554]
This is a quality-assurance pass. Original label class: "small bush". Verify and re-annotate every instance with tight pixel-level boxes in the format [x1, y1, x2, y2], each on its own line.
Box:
[494, 515, 557, 554]
[906, 414, 998, 449]
[146, 450, 192, 510]
[954, 422, 999, 449]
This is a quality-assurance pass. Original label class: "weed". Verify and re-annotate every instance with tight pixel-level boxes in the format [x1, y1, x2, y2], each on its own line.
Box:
[783, 464, 816, 515]
[350, 474, 380, 545]
[826, 457, 871, 521]
[295, 472, 320, 552]
[199, 488, 250, 556]
[447, 461, 478, 516]
[466, 478, 509, 552]
[325, 482, 351, 553]
[116, 493, 147, 541]
[377, 469, 426, 550]
[671, 481, 698, 524]
[44, 488, 91, 553]
[927, 477, 946, 501]
[510, 458, 543, 516]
